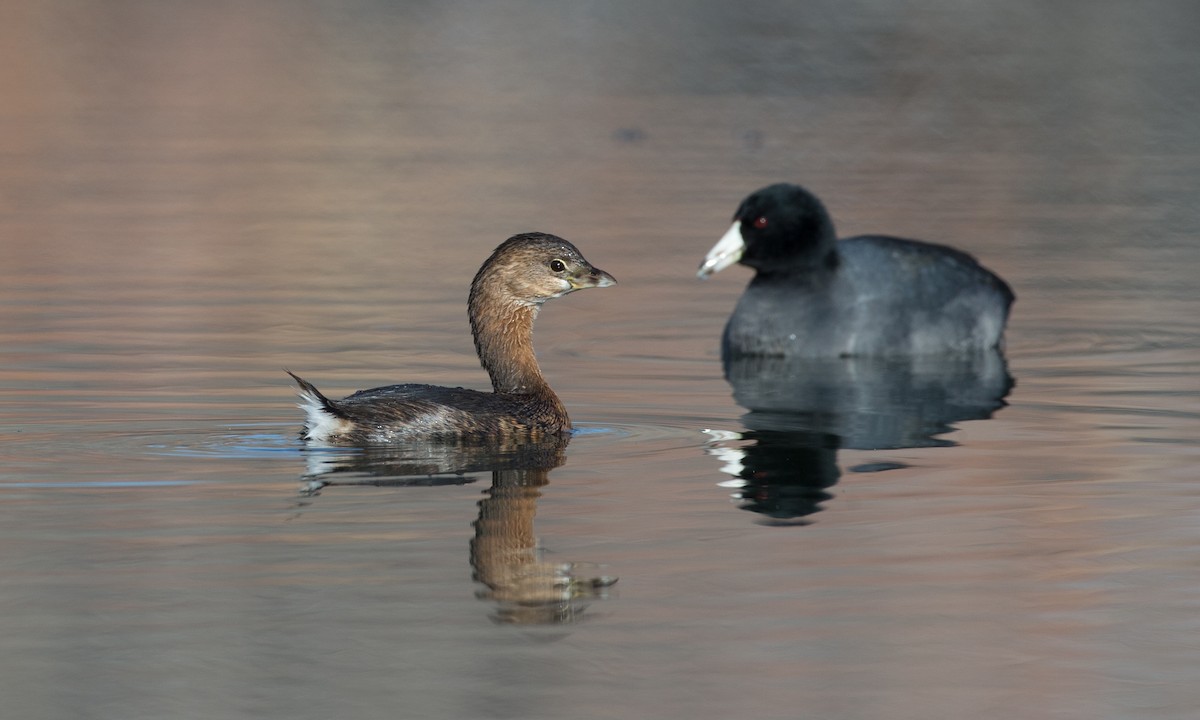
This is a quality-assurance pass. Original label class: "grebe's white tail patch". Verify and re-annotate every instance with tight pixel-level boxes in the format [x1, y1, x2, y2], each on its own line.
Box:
[286, 370, 353, 442]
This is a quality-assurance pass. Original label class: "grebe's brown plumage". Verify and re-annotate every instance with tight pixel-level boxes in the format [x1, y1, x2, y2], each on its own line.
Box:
[288, 233, 615, 443]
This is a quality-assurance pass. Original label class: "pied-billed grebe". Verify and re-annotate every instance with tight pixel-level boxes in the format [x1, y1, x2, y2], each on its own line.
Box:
[698, 183, 1014, 358]
[288, 232, 615, 443]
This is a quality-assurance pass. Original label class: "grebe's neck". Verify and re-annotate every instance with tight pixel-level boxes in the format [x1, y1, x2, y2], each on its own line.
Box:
[469, 290, 553, 395]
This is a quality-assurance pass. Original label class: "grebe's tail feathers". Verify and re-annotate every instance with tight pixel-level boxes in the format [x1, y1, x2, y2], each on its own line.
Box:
[285, 370, 352, 441]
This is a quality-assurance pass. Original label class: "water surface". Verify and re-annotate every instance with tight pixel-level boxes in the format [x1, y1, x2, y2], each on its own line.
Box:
[2, 2, 1199, 719]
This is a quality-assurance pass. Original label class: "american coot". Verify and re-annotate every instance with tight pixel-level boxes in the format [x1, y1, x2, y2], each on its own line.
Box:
[289, 233, 616, 443]
[699, 183, 1014, 358]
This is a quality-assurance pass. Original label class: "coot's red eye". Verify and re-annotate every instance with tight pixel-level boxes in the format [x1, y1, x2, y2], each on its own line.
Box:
[752, 216, 769, 229]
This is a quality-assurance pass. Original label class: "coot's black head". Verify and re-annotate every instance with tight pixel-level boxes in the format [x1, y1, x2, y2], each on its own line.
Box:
[698, 183, 838, 278]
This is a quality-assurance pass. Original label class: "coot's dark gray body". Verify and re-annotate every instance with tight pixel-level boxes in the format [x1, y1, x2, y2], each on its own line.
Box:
[699, 184, 1014, 359]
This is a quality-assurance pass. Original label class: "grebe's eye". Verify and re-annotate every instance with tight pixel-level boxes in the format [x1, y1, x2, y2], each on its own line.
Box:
[549, 259, 567, 272]
[752, 216, 769, 229]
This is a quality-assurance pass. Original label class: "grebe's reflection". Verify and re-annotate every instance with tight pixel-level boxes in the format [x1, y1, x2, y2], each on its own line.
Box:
[298, 435, 615, 624]
[707, 351, 1014, 524]
[470, 465, 616, 625]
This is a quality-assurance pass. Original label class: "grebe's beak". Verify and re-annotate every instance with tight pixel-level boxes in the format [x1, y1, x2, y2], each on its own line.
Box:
[572, 267, 616, 290]
[697, 221, 744, 279]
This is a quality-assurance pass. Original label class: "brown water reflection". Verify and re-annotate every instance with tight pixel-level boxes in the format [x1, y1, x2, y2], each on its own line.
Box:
[471, 468, 617, 625]
[299, 437, 617, 625]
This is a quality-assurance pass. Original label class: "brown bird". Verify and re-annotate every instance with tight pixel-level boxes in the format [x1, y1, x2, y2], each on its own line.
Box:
[288, 232, 615, 443]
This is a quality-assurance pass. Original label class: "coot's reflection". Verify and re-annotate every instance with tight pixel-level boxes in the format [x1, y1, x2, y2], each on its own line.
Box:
[298, 435, 615, 624]
[707, 351, 1014, 524]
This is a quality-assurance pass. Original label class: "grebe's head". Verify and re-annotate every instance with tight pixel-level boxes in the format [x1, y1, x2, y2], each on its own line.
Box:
[473, 232, 616, 307]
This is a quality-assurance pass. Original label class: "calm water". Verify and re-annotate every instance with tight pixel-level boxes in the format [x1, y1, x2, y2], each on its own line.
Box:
[3, 2, 1200, 719]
